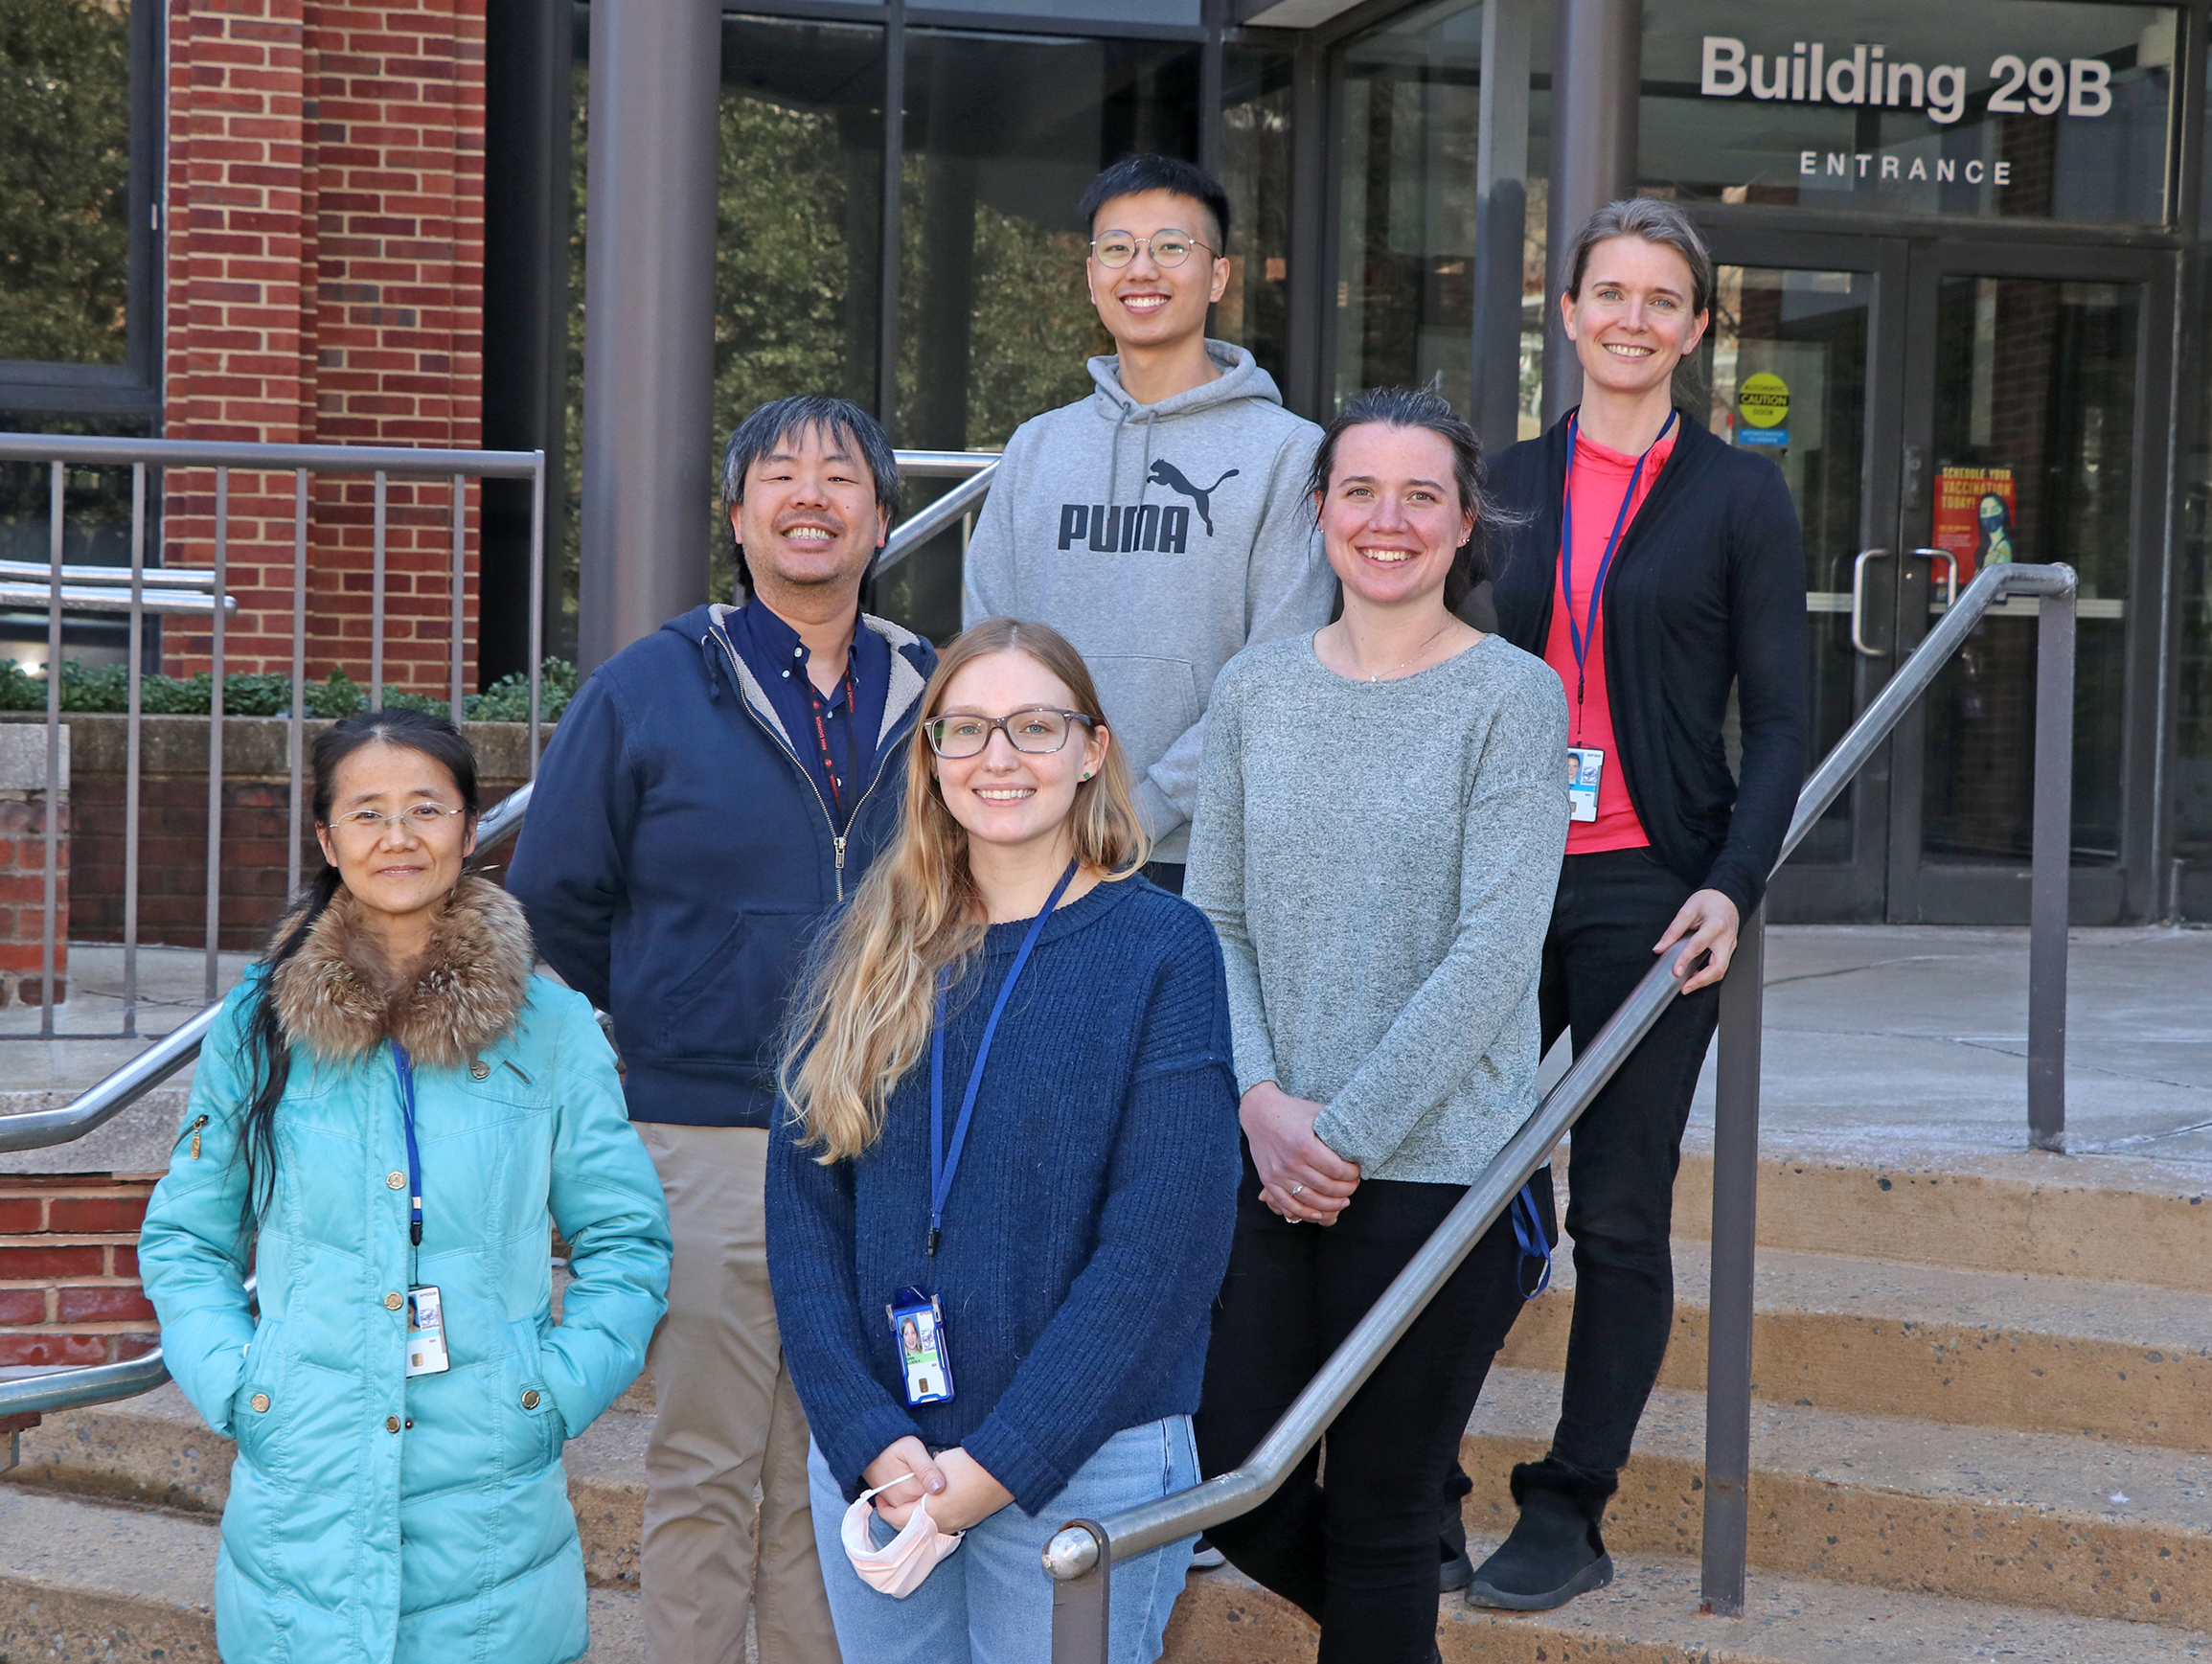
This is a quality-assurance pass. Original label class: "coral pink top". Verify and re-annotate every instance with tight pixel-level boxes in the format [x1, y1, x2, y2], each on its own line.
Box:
[1540, 422, 1676, 854]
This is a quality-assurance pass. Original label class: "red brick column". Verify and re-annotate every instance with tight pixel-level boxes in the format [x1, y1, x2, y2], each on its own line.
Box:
[0, 730, 68, 1007]
[0, 1177, 158, 1369]
[161, 0, 488, 695]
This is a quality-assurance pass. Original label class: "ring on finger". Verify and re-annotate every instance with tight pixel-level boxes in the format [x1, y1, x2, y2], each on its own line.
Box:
[1288, 1182, 1305, 1199]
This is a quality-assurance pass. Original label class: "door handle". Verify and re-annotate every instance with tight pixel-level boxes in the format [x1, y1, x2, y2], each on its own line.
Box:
[1850, 547, 1890, 657]
[1908, 547, 1957, 612]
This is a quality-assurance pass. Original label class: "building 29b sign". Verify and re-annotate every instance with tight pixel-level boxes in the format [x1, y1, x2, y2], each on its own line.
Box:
[1700, 37, 2115, 124]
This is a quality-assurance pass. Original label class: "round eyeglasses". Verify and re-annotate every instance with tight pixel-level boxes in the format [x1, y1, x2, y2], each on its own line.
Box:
[326, 803, 467, 837]
[1089, 229, 1215, 269]
[924, 707, 1095, 759]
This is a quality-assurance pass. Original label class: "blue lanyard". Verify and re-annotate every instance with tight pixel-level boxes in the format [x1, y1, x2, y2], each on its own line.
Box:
[926, 859, 1080, 1257]
[1509, 1182, 1551, 1300]
[392, 1044, 424, 1248]
[1560, 407, 1676, 710]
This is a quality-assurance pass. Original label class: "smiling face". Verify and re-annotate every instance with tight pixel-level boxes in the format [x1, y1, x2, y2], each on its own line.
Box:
[1084, 189, 1230, 354]
[931, 650, 1109, 866]
[1313, 422, 1473, 612]
[314, 741, 475, 938]
[731, 421, 889, 600]
[1562, 235, 1708, 400]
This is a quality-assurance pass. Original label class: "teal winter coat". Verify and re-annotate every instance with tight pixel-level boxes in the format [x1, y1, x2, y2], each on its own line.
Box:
[139, 876, 672, 1664]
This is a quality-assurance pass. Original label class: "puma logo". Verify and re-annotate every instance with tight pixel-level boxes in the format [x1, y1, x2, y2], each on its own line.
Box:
[1146, 461, 1240, 537]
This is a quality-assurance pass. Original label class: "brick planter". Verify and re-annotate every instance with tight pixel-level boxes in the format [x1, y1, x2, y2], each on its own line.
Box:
[0, 714, 542, 952]
[0, 1174, 159, 1369]
[0, 725, 69, 1007]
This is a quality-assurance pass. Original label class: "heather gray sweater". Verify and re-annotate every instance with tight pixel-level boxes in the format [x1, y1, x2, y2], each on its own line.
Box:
[1185, 632, 1570, 1184]
[962, 342, 1337, 862]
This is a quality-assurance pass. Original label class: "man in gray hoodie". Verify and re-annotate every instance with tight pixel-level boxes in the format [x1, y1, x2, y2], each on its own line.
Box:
[962, 153, 1336, 889]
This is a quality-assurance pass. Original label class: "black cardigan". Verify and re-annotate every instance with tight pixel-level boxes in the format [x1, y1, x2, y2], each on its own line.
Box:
[1487, 409, 1809, 918]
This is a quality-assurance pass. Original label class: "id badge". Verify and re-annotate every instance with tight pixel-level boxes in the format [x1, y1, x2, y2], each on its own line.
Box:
[886, 1287, 954, 1406]
[1566, 746, 1605, 823]
[405, 1285, 451, 1378]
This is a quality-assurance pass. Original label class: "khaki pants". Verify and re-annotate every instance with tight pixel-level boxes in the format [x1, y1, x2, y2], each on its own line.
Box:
[639, 1123, 841, 1664]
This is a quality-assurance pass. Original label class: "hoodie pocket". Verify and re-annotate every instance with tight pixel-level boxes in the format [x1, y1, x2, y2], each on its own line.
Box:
[1086, 655, 1200, 781]
[654, 909, 811, 1067]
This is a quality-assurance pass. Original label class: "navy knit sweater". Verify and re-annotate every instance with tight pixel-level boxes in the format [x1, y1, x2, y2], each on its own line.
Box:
[765, 877, 1240, 1516]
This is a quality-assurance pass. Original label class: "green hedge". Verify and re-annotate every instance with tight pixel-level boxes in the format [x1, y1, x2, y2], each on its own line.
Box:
[0, 658, 577, 723]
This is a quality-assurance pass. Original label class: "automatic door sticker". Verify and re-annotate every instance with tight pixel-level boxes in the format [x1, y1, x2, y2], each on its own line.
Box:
[1737, 373, 1790, 447]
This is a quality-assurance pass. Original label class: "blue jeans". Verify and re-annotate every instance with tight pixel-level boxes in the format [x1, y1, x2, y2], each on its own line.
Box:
[807, 1417, 1199, 1664]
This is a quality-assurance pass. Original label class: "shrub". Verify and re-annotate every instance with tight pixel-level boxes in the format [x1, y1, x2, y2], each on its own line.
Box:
[0, 658, 576, 722]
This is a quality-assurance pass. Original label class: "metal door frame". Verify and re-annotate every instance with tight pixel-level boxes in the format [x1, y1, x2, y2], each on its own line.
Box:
[1886, 237, 2175, 925]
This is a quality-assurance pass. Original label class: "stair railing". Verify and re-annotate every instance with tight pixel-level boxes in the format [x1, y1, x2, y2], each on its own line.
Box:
[1042, 559, 2079, 1656]
[0, 446, 997, 1438]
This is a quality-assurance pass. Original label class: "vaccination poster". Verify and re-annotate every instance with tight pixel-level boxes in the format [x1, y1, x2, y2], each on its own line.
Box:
[1932, 466, 2017, 587]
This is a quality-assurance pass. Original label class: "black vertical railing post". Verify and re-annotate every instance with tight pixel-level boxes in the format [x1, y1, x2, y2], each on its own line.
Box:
[2027, 579, 2076, 1153]
[1699, 902, 1765, 1616]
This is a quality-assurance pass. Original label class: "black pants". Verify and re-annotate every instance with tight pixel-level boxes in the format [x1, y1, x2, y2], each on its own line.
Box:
[1475, 848, 1722, 1516]
[1197, 1150, 1531, 1663]
[1142, 860, 1185, 894]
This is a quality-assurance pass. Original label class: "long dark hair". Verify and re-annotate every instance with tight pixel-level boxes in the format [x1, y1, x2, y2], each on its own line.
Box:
[236, 709, 481, 1220]
[1306, 387, 1516, 612]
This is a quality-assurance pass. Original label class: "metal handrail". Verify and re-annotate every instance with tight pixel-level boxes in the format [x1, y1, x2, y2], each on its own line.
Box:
[878, 461, 998, 573]
[1043, 561, 2080, 1650]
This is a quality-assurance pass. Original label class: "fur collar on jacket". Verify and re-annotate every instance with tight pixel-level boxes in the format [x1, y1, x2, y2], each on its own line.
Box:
[271, 875, 535, 1069]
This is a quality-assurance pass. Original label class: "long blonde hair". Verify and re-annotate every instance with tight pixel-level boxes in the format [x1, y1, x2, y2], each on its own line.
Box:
[781, 619, 1150, 1161]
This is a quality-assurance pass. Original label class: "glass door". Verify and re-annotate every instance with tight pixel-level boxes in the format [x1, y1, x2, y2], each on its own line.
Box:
[1692, 228, 1905, 923]
[1885, 240, 2170, 924]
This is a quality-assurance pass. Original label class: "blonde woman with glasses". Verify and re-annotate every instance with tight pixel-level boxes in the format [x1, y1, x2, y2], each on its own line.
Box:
[765, 618, 1242, 1663]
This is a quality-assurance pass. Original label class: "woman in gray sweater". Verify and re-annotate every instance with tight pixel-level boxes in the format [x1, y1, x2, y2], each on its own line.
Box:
[1187, 387, 1568, 1664]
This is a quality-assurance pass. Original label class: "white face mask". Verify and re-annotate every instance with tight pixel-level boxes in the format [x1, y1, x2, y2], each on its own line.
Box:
[842, 1482, 965, 1597]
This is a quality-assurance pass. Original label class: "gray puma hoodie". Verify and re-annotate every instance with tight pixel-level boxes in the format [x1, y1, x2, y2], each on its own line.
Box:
[963, 340, 1336, 862]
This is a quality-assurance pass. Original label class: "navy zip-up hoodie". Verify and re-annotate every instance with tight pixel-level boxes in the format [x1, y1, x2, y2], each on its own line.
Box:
[509, 604, 936, 1128]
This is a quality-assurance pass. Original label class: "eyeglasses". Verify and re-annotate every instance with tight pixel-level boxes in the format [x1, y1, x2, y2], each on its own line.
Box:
[924, 707, 1095, 759]
[1089, 229, 1215, 269]
[326, 804, 467, 837]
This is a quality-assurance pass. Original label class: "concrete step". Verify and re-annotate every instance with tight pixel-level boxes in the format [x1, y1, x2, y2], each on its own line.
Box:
[1657, 1139, 2212, 1293]
[3, 1379, 650, 1590]
[1162, 1552, 2212, 1662]
[0, 1479, 649, 1662]
[1460, 1366, 2212, 1630]
[1499, 1237, 2212, 1452]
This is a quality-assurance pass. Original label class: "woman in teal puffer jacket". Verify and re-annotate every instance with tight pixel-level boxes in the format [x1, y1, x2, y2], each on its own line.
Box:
[140, 708, 672, 1664]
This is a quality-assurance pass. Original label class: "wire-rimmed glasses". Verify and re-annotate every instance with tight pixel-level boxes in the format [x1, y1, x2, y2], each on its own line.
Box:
[325, 803, 468, 838]
[1088, 229, 1216, 269]
[924, 707, 1095, 759]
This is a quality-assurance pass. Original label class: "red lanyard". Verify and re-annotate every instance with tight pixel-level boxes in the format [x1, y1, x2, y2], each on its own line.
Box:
[808, 665, 860, 817]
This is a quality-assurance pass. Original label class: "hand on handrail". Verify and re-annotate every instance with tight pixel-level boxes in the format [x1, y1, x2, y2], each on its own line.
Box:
[1653, 887, 1740, 993]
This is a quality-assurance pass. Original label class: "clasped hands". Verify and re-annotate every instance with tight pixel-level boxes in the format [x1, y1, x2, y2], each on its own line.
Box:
[1242, 1081, 1360, 1225]
[862, 1436, 1014, 1533]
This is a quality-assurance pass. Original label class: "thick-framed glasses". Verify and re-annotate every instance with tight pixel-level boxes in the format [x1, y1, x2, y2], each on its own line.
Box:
[326, 803, 467, 838]
[1089, 229, 1216, 269]
[924, 707, 1095, 759]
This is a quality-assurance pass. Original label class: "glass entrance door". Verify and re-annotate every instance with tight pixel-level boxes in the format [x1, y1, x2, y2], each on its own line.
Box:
[1693, 226, 2167, 923]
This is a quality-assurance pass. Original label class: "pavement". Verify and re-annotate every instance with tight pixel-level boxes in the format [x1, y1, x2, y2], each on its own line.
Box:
[2, 924, 2208, 1174]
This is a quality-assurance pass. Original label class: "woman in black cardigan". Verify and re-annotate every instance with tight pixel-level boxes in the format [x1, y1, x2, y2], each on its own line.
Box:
[1455, 198, 1808, 1611]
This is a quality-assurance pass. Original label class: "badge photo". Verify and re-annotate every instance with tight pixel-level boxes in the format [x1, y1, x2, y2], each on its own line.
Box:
[405, 1284, 452, 1377]
[1567, 746, 1605, 823]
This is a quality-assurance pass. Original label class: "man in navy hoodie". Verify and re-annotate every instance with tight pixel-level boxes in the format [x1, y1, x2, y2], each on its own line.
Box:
[511, 395, 934, 1664]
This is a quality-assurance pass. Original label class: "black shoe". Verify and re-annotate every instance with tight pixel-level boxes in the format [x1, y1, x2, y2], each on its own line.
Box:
[1439, 1501, 1472, 1593]
[1464, 1484, 1613, 1611]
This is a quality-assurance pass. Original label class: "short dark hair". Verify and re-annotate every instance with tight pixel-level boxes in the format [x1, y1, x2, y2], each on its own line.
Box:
[1078, 154, 1230, 252]
[1561, 197, 1716, 320]
[1305, 387, 1517, 613]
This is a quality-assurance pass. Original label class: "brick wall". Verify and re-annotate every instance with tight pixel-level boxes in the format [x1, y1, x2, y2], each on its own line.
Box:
[161, 0, 489, 694]
[0, 1176, 159, 1370]
[0, 794, 69, 1007]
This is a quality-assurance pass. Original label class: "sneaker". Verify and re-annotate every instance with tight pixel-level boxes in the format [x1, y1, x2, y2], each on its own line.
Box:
[1189, 1534, 1226, 1572]
[1464, 1486, 1613, 1611]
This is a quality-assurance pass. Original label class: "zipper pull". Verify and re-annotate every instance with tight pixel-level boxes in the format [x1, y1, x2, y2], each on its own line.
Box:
[186, 1113, 209, 1159]
[834, 835, 847, 873]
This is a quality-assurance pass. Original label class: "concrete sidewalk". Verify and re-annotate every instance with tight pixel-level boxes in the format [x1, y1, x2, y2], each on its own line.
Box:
[3, 925, 2208, 1175]
[1679, 925, 2212, 1170]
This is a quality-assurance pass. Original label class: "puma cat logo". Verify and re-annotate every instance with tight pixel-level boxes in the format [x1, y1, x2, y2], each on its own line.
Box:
[1146, 461, 1240, 537]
